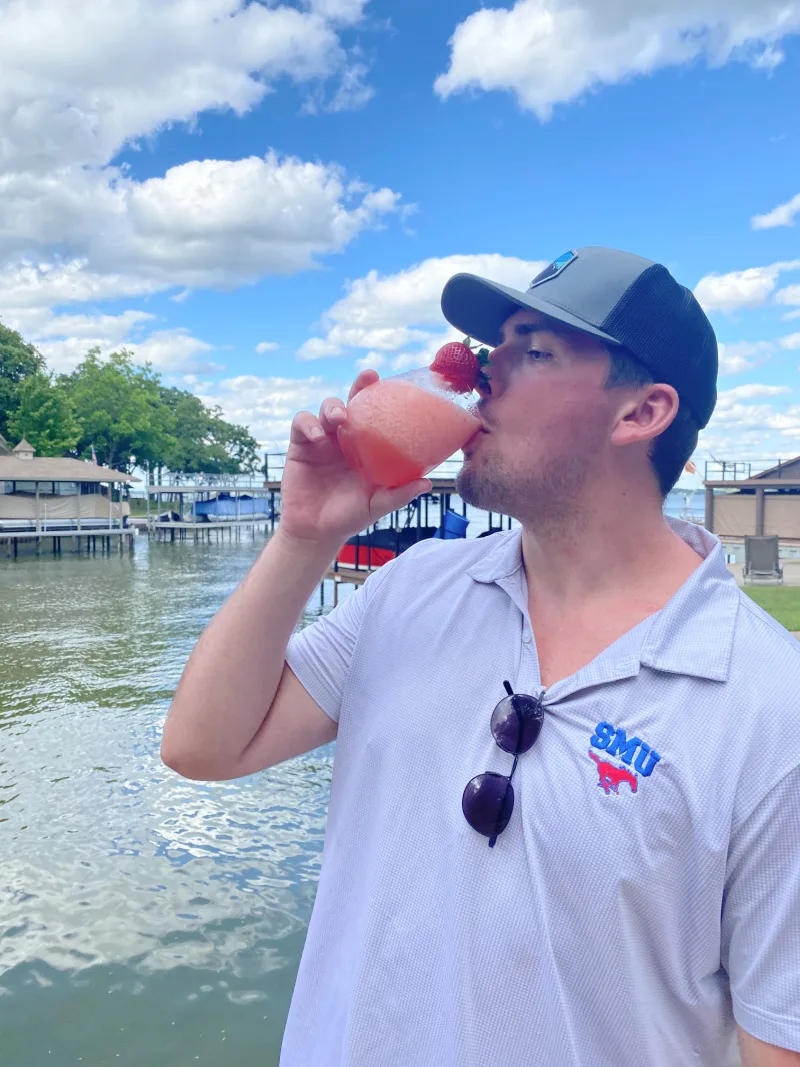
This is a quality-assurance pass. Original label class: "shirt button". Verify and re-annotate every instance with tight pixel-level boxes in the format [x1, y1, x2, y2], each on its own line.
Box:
[522, 629, 532, 644]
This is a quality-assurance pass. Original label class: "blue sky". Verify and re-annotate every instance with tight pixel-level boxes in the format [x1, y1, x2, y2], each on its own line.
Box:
[2, 0, 800, 482]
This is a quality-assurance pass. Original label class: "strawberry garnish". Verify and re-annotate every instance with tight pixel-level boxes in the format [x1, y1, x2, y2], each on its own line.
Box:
[430, 341, 481, 393]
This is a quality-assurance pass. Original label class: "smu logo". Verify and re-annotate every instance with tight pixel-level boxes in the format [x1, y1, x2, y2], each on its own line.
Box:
[588, 722, 662, 796]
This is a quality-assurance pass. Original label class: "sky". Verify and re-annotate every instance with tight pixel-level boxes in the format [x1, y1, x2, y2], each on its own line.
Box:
[2, 0, 800, 488]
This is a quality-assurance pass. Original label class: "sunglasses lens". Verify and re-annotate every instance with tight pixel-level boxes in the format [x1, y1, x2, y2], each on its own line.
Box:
[491, 693, 544, 755]
[462, 772, 515, 838]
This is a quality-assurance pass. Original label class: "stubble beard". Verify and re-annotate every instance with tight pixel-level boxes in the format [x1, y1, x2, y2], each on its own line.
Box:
[457, 446, 595, 538]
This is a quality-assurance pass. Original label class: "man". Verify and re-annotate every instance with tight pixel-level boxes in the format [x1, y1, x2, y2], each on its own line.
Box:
[162, 247, 800, 1067]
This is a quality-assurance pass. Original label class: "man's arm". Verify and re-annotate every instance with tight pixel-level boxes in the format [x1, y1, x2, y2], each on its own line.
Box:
[738, 1027, 800, 1066]
[723, 764, 800, 1065]
[160, 383, 430, 782]
[161, 527, 340, 780]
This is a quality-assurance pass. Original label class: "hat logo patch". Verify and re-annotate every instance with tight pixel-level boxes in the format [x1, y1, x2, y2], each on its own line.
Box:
[528, 250, 578, 290]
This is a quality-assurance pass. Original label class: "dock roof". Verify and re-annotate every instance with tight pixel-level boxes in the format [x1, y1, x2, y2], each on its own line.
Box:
[0, 455, 139, 484]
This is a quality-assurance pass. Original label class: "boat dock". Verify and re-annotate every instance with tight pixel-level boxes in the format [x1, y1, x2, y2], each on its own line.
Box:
[142, 518, 274, 542]
[136, 483, 278, 539]
[1, 528, 136, 557]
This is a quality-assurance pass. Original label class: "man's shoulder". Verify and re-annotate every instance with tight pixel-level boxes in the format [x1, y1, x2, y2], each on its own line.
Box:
[732, 587, 800, 670]
[391, 529, 517, 575]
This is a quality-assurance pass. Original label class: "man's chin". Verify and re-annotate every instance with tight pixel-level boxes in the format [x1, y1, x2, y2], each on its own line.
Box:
[456, 463, 495, 511]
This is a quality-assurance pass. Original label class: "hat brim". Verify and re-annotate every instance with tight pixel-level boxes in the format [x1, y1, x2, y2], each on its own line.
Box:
[440, 273, 622, 349]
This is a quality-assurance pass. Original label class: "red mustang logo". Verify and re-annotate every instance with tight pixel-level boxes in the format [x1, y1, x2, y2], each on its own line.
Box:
[589, 750, 638, 795]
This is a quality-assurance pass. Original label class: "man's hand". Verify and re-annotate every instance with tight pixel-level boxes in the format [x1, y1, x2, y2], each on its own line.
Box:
[738, 1026, 800, 1066]
[280, 369, 431, 546]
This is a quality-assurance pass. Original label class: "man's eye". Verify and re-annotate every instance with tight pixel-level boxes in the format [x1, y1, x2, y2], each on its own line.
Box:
[526, 348, 551, 360]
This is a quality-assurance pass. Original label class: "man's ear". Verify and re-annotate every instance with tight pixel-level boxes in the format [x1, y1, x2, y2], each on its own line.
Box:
[610, 383, 680, 448]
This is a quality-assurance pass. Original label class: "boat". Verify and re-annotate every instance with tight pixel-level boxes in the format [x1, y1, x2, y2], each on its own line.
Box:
[336, 508, 469, 568]
[190, 493, 277, 523]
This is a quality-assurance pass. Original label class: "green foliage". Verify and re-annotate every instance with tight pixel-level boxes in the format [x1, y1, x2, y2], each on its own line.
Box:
[2, 325, 262, 477]
[7, 373, 81, 456]
[157, 387, 260, 475]
[60, 349, 177, 474]
[0, 323, 46, 439]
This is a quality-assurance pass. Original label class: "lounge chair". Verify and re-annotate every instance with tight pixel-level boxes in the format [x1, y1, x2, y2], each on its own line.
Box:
[743, 535, 783, 584]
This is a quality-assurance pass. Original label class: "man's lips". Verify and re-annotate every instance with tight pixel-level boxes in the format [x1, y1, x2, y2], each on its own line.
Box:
[464, 425, 490, 455]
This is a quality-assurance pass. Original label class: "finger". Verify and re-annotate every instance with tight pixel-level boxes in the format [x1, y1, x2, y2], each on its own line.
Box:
[318, 397, 348, 435]
[369, 479, 432, 521]
[290, 410, 326, 444]
[347, 369, 379, 403]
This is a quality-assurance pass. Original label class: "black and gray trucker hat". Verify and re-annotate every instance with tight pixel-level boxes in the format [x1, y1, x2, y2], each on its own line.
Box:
[440, 246, 718, 428]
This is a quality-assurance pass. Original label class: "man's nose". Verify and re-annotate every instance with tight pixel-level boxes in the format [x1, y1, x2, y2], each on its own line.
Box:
[480, 342, 510, 396]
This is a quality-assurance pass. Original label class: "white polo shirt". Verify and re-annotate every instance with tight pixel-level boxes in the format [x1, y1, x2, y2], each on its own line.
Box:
[282, 519, 800, 1067]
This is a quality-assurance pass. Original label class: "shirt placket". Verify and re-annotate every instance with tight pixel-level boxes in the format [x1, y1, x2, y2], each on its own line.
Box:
[495, 571, 544, 697]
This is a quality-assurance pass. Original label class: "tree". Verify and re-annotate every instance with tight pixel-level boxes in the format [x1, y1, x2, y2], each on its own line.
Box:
[7, 373, 81, 456]
[159, 386, 260, 476]
[0, 323, 45, 439]
[211, 413, 260, 474]
[61, 349, 176, 473]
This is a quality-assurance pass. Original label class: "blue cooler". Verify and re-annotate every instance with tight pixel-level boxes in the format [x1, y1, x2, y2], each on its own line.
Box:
[433, 510, 469, 540]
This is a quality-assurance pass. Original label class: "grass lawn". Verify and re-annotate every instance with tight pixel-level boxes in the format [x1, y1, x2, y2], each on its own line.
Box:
[128, 497, 149, 516]
[742, 586, 800, 632]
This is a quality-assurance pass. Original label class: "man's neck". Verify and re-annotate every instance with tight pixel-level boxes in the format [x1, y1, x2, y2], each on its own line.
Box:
[520, 485, 704, 615]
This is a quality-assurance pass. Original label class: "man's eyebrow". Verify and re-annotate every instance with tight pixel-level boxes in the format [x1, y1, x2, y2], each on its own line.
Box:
[500, 320, 548, 341]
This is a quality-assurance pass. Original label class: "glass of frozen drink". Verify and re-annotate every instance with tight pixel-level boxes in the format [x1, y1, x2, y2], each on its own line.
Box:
[337, 342, 485, 488]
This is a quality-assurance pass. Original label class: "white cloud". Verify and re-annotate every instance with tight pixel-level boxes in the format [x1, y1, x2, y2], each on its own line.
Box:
[255, 341, 280, 353]
[201, 373, 345, 451]
[302, 59, 375, 114]
[354, 351, 387, 371]
[1, 303, 215, 375]
[435, 0, 800, 119]
[0, 153, 404, 291]
[717, 340, 775, 375]
[700, 381, 800, 459]
[779, 333, 800, 350]
[718, 384, 791, 401]
[129, 329, 218, 373]
[0, 260, 160, 311]
[299, 253, 546, 359]
[694, 259, 800, 312]
[297, 336, 347, 360]
[0, 0, 368, 176]
[752, 192, 800, 229]
[309, 0, 368, 20]
[0, 0, 402, 353]
[119, 155, 401, 285]
[0, 0, 412, 415]
[33, 310, 155, 342]
[775, 284, 800, 308]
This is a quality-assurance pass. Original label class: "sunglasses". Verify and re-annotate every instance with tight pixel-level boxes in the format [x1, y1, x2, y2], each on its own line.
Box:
[462, 681, 545, 848]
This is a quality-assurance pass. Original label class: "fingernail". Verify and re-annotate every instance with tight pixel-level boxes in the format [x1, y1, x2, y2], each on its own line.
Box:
[310, 427, 325, 440]
[330, 405, 345, 418]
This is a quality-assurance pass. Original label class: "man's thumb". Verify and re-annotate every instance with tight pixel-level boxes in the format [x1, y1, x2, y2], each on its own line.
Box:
[369, 479, 432, 520]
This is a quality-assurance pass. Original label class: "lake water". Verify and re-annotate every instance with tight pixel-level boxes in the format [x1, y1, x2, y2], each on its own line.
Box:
[0, 531, 332, 1067]
[0, 491, 707, 1066]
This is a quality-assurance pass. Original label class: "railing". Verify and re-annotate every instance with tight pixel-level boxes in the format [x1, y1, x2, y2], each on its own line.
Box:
[263, 452, 465, 483]
[703, 459, 791, 482]
[140, 472, 268, 488]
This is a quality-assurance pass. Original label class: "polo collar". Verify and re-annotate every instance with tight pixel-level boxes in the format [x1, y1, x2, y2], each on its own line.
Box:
[466, 528, 524, 585]
[639, 519, 739, 683]
[466, 519, 739, 683]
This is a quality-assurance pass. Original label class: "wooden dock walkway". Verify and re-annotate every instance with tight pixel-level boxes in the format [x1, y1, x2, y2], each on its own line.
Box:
[1, 528, 136, 557]
[145, 519, 274, 542]
[324, 564, 375, 606]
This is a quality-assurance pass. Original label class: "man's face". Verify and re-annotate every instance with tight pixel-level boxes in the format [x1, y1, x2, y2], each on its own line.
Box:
[456, 307, 621, 529]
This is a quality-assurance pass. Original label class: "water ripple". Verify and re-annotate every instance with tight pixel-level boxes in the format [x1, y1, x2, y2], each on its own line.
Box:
[0, 535, 332, 1066]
